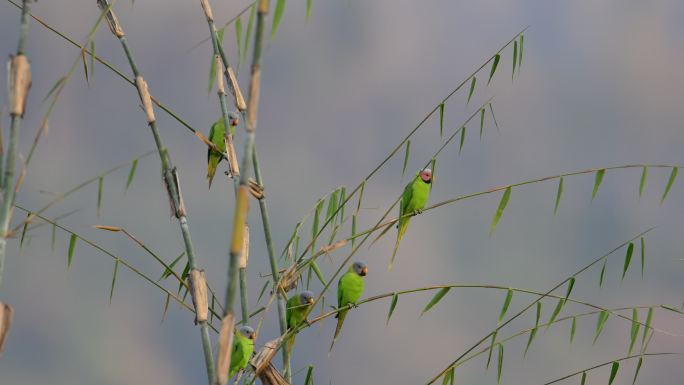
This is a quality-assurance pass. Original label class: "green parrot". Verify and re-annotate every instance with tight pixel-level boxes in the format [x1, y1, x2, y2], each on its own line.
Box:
[206, 114, 238, 188]
[329, 261, 367, 351]
[285, 290, 315, 357]
[390, 168, 433, 269]
[229, 325, 256, 379]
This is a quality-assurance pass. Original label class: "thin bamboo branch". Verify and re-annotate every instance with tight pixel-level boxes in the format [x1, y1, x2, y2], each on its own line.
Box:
[0, 0, 33, 288]
[424, 228, 654, 384]
[94, 1, 215, 382]
[543, 352, 680, 385]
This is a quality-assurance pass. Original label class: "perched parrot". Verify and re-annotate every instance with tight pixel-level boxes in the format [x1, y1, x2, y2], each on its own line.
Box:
[285, 290, 315, 357]
[206, 114, 238, 188]
[390, 168, 433, 269]
[329, 261, 367, 351]
[229, 325, 256, 379]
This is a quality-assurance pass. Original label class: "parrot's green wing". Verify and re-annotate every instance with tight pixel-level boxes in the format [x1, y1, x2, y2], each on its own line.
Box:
[389, 175, 431, 270]
[206, 119, 227, 189]
[229, 332, 253, 379]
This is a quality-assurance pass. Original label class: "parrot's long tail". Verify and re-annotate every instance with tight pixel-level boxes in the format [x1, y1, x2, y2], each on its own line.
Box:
[286, 334, 295, 358]
[389, 219, 410, 270]
[206, 160, 217, 189]
[329, 310, 348, 353]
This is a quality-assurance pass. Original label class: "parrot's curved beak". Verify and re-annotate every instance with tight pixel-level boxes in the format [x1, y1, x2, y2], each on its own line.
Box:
[360, 267, 368, 276]
[249, 332, 257, 340]
[307, 298, 315, 305]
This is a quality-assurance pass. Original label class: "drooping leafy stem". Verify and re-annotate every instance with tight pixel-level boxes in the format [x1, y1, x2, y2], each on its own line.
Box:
[424, 228, 654, 384]
[94, 1, 215, 382]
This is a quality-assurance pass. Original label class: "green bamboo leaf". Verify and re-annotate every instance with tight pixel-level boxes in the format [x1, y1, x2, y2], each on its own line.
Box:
[580, 372, 587, 385]
[159, 252, 185, 281]
[177, 261, 190, 295]
[498, 289, 513, 324]
[632, 357, 643, 385]
[351, 213, 357, 249]
[547, 298, 565, 329]
[42, 77, 67, 104]
[459, 126, 466, 153]
[67, 234, 77, 269]
[161, 293, 171, 322]
[592, 169, 605, 200]
[554, 177, 564, 215]
[210, 294, 216, 323]
[490, 187, 511, 234]
[518, 35, 524, 69]
[479, 108, 485, 140]
[208, 53, 217, 94]
[402, 140, 411, 178]
[51, 222, 57, 252]
[593, 310, 609, 344]
[565, 277, 575, 299]
[356, 180, 365, 215]
[81, 49, 89, 85]
[90, 41, 96, 78]
[19, 212, 30, 252]
[338, 186, 346, 224]
[524, 302, 542, 356]
[431, 158, 437, 189]
[608, 361, 619, 385]
[622, 242, 634, 280]
[642, 307, 653, 346]
[512, 40, 518, 79]
[125, 158, 138, 193]
[421, 287, 450, 315]
[271, 0, 286, 41]
[311, 199, 323, 256]
[387, 292, 399, 325]
[109, 258, 120, 304]
[640, 237, 645, 278]
[628, 308, 639, 355]
[305, 0, 313, 22]
[639, 166, 648, 198]
[660, 166, 678, 204]
[467, 76, 476, 104]
[487, 54, 500, 85]
[235, 16, 243, 68]
[486, 331, 498, 369]
[244, 5, 256, 57]
[488, 103, 499, 131]
[439, 103, 445, 139]
[442, 367, 455, 385]
[257, 280, 270, 303]
[97, 176, 103, 217]
[497, 343, 504, 383]
[599, 259, 607, 287]
[326, 190, 339, 222]
[311, 261, 327, 286]
[303, 365, 314, 385]
[661, 304, 684, 314]
[570, 315, 577, 344]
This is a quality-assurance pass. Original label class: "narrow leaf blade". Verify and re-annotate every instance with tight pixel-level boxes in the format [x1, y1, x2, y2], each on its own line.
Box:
[639, 166, 648, 198]
[467, 77, 476, 104]
[622, 242, 634, 280]
[67, 234, 77, 269]
[439, 103, 445, 139]
[628, 308, 639, 355]
[488, 54, 500, 85]
[271, 0, 286, 41]
[125, 158, 138, 193]
[421, 287, 450, 315]
[554, 177, 564, 215]
[109, 258, 120, 304]
[387, 292, 399, 325]
[498, 289, 513, 324]
[592, 169, 605, 200]
[660, 166, 678, 204]
[490, 187, 511, 234]
[402, 140, 411, 178]
[97, 176, 103, 217]
[608, 361, 619, 385]
[593, 310, 609, 344]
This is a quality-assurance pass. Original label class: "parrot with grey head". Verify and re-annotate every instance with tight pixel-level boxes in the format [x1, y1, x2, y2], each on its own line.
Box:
[206, 112, 239, 188]
[285, 290, 315, 357]
[229, 325, 256, 379]
[390, 168, 432, 269]
[329, 261, 367, 351]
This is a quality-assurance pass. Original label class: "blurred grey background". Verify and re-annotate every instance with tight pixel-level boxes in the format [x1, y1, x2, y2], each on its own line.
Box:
[0, 0, 683, 384]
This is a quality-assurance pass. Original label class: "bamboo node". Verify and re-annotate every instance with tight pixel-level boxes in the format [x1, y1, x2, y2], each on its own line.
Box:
[135, 76, 156, 123]
[188, 269, 209, 324]
[8, 54, 31, 117]
[200, 0, 214, 21]
[226, 67, 247, 112]
[216, 314, 235, 385]
[0, 302, 13, 355]
[239, 225, 250, 268]
[250, 336, 285, 376]
[225, 135, 240, 177]
[257, 0, 270, 15]
[248, 178, 264, 200]
[97, 1, 125, 38]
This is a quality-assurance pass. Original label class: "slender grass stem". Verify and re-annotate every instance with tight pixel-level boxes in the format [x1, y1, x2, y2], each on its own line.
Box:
[95, 1, 215, 382]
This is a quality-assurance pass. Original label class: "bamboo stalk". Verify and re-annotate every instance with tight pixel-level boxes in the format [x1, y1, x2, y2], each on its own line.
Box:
[0, 0, 33, 289]
[217, 1, 269, 384]
[94, 1, 215, 382]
